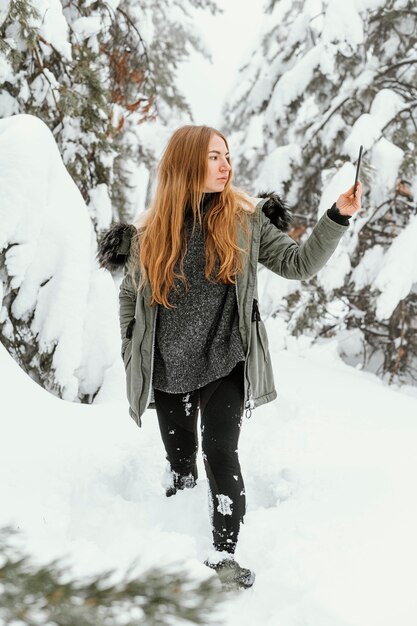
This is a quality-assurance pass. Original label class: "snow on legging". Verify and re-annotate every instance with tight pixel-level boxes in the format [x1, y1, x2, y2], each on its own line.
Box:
[153, 360, 246, 554]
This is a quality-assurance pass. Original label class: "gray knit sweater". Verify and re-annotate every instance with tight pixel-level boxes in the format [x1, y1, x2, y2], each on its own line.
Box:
[152, 194, 245, 393]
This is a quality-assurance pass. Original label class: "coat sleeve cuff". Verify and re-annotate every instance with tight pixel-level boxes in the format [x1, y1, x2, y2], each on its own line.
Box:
[327, 203, 351, 226]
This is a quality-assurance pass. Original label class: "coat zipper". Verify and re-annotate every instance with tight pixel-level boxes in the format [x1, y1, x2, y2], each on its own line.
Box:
[235, 281, 252, 419]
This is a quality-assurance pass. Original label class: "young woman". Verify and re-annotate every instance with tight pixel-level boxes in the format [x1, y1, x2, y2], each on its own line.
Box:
[98, 125, 362, 589]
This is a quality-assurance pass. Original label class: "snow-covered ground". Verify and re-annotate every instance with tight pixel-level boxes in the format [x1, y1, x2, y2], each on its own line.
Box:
[2, 322, 417, 625]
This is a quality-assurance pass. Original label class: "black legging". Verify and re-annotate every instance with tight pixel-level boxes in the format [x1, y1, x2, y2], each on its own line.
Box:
[153, 360, 246, 554]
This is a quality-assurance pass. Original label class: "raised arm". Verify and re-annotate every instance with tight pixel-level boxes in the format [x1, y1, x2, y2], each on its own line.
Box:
[258, 183, 362, 280]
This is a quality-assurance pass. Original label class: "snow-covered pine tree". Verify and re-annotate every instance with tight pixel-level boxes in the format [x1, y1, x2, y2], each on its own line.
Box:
[0, 0, 219, 225]
[223, 0, 417, 385]
[0, 1, 221, 403]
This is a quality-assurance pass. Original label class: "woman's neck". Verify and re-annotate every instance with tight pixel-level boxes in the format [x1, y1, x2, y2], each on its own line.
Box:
[185, 193, 216, 218]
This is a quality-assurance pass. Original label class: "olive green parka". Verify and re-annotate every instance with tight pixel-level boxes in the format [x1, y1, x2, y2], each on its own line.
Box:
[116, 197, 349, 427]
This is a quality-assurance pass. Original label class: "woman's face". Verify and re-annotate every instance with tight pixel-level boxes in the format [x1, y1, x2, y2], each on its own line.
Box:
[202, 134, 232, 193]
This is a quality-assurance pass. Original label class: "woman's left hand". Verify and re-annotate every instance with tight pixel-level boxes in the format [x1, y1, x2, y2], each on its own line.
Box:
[336, 181, 362, 216]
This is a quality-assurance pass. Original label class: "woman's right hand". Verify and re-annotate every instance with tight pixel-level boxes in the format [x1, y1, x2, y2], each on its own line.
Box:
[335, 181, 362, 216]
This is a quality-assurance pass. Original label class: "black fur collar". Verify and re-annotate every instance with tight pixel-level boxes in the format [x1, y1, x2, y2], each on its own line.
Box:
[97, 192, 292, 271]
[257, 191, 292, 231]
[96, 223, 136, 272]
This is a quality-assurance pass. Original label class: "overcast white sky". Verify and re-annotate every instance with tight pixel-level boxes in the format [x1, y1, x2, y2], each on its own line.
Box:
[177, 0, 265, 126]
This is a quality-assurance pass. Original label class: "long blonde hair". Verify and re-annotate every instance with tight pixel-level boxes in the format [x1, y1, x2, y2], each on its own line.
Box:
[129, 125, 255, 308]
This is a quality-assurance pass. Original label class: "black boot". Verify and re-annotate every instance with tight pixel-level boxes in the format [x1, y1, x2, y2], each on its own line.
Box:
[164, 462, 198, 497]
[204, 555, 255, 590]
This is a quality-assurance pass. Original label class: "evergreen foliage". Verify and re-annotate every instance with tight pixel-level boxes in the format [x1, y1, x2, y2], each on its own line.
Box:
[0, 0, 219, 222]
[0, 524, 226, 625]
[224, 0, 417, 385]
[0, 0, 220, 404]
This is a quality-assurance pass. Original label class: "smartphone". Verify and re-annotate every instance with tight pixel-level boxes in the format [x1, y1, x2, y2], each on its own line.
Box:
[353, 145, 363, 197]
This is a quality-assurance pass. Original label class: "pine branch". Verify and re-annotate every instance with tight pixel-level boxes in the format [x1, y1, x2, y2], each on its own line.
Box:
[376, 58, 417, 77]
[0, 525, 226, 626]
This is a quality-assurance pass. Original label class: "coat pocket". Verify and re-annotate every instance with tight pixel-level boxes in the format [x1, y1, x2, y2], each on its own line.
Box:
[122, 339, 133, 369]
[257, 318, 270, 363]
[252, 299, 269, 363]
[121, 316, 136, 362]
[126, 316, 136, 339]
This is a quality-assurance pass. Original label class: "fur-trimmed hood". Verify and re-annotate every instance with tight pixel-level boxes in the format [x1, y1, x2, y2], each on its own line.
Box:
[97, 223, 137, 272]
[97, 191, 292, 271]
